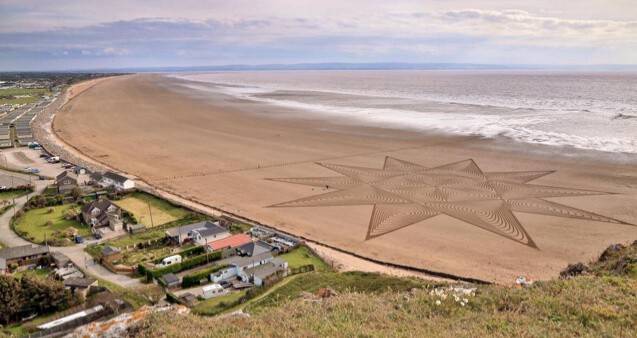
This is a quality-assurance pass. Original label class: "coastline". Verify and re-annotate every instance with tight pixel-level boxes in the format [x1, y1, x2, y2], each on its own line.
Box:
[45, 74, 637, 283]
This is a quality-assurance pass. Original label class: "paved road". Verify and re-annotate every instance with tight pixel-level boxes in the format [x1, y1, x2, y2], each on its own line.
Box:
[0, 170, 140, 288]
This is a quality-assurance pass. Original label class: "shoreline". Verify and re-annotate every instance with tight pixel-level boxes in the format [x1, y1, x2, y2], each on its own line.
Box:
[45, 74, 637, 284]
[34, 75, 462, 283]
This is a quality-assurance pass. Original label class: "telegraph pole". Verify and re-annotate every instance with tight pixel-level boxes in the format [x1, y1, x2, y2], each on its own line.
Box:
[148, 203, 154, 227]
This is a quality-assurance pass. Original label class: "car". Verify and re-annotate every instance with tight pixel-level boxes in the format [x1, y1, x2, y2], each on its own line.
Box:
[29, 169, 40, 174]
[74, 235, 84, 244]
[38, 176, 46, 180]
[94, 231, 103, 239]
[62, 164, 74, 169]
[0, 186, 7, 190]
[219, 280, 233, 289]
[39, 154, 50, 158]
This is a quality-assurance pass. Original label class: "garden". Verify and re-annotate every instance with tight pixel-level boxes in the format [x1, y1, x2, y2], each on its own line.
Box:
[12, 204, 90, 246]
[113, 192, 189, 227]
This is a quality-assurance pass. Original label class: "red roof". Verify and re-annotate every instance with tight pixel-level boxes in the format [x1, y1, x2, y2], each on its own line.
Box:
[208, 233, 252, 250]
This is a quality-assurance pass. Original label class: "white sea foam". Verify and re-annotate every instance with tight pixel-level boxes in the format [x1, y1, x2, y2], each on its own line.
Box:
[173, 71, 637, 154]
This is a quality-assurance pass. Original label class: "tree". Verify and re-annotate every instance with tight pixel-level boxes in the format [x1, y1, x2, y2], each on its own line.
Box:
[0, 276, 23, 324]
[71, 187, 83, 200]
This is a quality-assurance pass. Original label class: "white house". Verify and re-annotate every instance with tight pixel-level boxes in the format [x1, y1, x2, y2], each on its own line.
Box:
[210, 241, 284, 284]
[166, 220, 229, 245]
[100, 171, 135, 190]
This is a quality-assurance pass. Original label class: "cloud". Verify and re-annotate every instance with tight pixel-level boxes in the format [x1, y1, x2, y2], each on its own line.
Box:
[0, 5, 635, 70]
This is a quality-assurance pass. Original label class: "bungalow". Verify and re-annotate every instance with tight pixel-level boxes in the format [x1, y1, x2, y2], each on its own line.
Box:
[210, 241, 282, 284]
[0, 244, 50, 273]
[206, 233, 252, 255]
[81, 198, 123, 231]
[64, 277, 97, 298]
[165, 220, 229, 245]
[56, 171, 78, 194]
[242, 258, 288, 286]
[89, 172, 103, 185]
[100, 171, 135, 190]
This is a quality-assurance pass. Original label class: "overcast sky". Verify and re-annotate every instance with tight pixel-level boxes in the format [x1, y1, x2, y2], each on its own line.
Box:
[1, 0, 636, 71]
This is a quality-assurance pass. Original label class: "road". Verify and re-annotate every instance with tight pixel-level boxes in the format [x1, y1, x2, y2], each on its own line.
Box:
[0, 169, 140, 288]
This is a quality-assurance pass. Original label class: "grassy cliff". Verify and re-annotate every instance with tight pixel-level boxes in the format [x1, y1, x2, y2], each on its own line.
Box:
[119, 241, 637, 336]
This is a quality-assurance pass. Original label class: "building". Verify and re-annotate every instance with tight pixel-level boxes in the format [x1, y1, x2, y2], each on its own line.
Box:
[100, 171, 135, 190]
[206, 233, 252, 252]
[210, 241, 282, 284]
[161, 273, 180, 288]
[0, 244, 50, 273]
[165, 220, 229, 245]
[64, 277, 97, 298]
[56, 171, 78, 194]
[89, 172, 103, 185]
[81, 198, 123, 231]
[51, 251, 72, 268]
[128, 223, 147, 234]
[242, 259, 288, 286]
[99, 246, 122, 263]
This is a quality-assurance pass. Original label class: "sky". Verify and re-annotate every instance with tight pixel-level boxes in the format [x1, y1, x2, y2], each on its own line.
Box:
[1, 0, 636, 71]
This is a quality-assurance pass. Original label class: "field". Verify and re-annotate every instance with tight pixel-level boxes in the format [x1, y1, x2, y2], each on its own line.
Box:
[278, 245, 331, 272]
[0, 88, 50, 105]
[114, 192, 189, 227]
[13, 204, 91, 246]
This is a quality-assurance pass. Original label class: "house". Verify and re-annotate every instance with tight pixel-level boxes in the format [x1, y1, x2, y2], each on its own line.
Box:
[0, 244, 50, 273]
[99, 246, 122, 263]
[210, 241, 281, 283]
[242, 258, 288, 286]
[64, 277, 97, 298]
[56, 171, 78, 194]
[100, 171, 135, 190]
[206, 233, 252, 252]
[128, 223, 147, 234]
[89, 172, 103, 185]
[81, 198, 123, 231]
[165, 220, 229, 245]
[161, 273, 180, 288]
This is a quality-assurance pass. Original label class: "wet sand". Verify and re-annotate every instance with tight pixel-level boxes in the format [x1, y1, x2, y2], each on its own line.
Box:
[53, 74, 637, 283]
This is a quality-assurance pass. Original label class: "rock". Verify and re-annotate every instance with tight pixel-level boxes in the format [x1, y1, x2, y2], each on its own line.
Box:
[560, 262, 589, 279]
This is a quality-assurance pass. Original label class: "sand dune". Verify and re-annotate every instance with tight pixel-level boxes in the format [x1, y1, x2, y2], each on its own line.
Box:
[54, 74, 637, 283]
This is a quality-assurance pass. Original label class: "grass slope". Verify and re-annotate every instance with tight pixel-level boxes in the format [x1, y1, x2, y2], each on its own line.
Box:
[133, 241, 637, 337]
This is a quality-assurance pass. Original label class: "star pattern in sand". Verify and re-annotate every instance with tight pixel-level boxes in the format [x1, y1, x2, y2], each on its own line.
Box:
[267, 157, 631, 248]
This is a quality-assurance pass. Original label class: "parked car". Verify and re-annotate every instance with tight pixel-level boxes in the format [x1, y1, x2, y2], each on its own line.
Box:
[74, 235, 84, 244]
[62, 164, 74, 169]
[38, 176, 46, 180]
[94, 231, 103, 240]
[39, 153, 50, 158]
[219, 280, 233, 289]
[22, 167, 31, 173]
[29, 169, 40, 174]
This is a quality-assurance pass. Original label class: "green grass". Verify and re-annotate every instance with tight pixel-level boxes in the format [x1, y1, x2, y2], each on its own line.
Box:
[3, 312, 56, 336]
[0, 190, 26, 202]
[12, 268, 52, 279]
[114, 192, 189, 227]
[0, 88, 51, 105]
[278, 245, 331, 272]
[13, 204, 91, 246]
[192, 290, 249, 316]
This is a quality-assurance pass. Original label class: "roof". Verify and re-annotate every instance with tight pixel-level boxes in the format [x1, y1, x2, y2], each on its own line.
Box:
[162, 273, 180, 285]
[166, 220, 226, 238]
[208, 234, 252, 250]
[202, 283, 223, 292]
[64, 277, 97, 288]
[100, 246, 120, 256]
[81, 198, 118, 215]
[237, 240, 275, 257]
[0, 258, 6, 270]
[89, 172, 103, 181]
[244, 262, 284, 280]
[129, 224, 147, 230]
[0, 244, 49, 260]
[221, 251, 273, 269]
[103, 171, 131, 184]
[56, 171, 77, 182]
[51, 252, 71, 267]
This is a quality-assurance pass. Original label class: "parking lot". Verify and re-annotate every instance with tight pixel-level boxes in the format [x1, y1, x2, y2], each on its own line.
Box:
[1, 147, 91, 183]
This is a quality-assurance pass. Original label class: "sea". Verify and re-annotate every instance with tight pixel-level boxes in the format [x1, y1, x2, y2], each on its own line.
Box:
[173, 71, 637, 154]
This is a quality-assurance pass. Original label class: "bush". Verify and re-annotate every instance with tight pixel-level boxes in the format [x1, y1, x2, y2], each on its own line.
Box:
[144, 251, 223, 281]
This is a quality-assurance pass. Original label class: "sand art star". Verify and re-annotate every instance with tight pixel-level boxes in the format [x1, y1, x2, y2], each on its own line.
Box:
[267, 157, 632, 248]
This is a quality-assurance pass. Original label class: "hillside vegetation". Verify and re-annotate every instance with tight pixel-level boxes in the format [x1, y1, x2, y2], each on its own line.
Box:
[132, 241, 637, 337]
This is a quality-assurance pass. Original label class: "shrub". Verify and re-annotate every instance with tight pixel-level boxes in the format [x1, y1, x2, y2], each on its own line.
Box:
[182, 264, 229, 288]
[47, 207, 54, 214]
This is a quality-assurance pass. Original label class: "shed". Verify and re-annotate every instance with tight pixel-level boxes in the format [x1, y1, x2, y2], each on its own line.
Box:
[128, 223, 147, 234]
[100, 246, 122, 263]
[161, 273, 180, 288]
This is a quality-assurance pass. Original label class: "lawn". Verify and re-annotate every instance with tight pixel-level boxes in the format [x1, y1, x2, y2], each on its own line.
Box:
[278, 245, 331, 272]
[114, 192, 189, 227]
[192, 290, 248, 316]
[0, 88, 51, 105]
[12, 268, 52, 279]
[0, 190, 26, 202]
[13, 204, 91, 246]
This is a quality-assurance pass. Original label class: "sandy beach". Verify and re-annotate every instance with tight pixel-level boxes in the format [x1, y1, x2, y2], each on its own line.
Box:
[52, 74, 637, 283]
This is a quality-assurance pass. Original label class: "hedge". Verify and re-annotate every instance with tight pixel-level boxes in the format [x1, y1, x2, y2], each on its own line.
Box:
[142, 250, 223, 281]
[166, 292, 181, 304]
[182, 264, 229, 288]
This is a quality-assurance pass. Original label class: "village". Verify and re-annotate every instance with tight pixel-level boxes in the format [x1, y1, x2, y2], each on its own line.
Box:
[0, 93, 329, 336]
